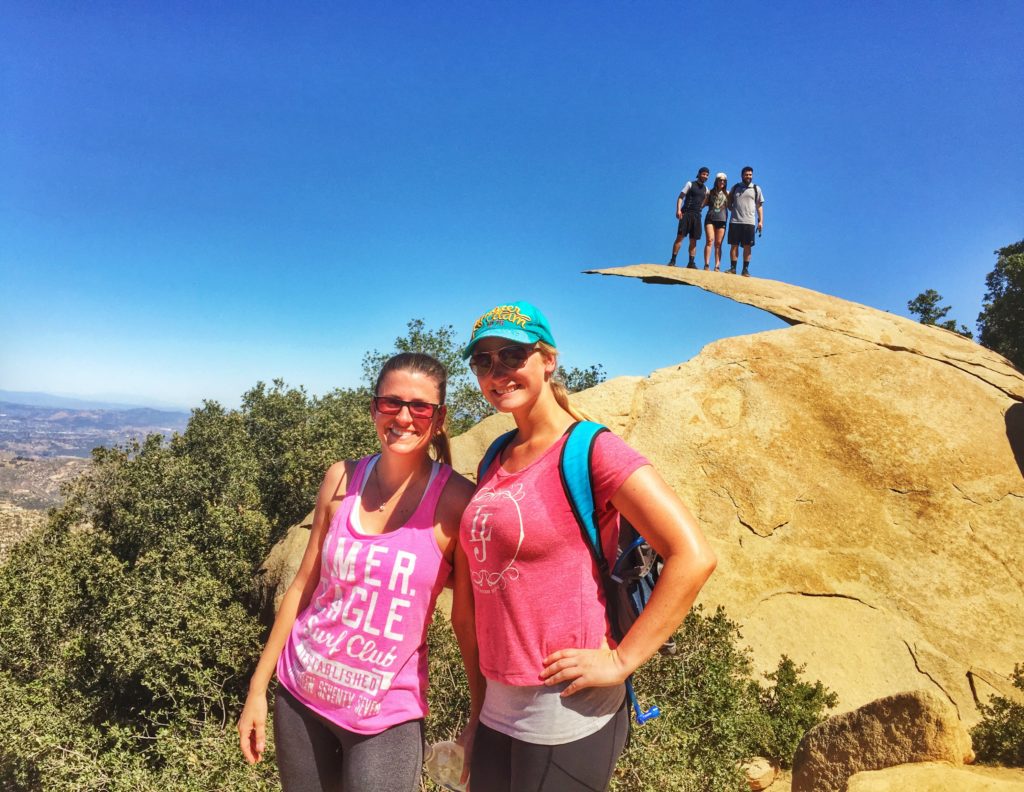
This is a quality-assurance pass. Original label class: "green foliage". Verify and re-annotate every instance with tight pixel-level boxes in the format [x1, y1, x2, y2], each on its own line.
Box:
[754, 656, 838, 768]
[558, 363, 607, 393]
[977, 240, 1024, 370]
[0, 377, 383, 790]
[908, 289, 973, 338]
[362, 318, 494, 435]
[971, 664, 1024, 767]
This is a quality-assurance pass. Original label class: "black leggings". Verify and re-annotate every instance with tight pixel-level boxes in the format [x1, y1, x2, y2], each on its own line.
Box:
[470, 705, 629, 792]
[273, 687, 423, 792]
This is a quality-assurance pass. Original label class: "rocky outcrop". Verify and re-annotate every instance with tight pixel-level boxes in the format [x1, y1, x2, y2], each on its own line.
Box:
[740, 756, 778, 790]
[451, 266, 1024, 722]
[260, 266, 1024, 728]
[847, 762, 1024, 791]
[254, 509, 314, 623]
[791, 689, 972, 792]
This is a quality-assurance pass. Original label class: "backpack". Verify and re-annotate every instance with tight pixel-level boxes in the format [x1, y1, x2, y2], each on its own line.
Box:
[477, 420, 667, 724]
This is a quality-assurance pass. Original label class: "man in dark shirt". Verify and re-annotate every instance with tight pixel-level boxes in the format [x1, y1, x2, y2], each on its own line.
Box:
[668, 167, 710, 267]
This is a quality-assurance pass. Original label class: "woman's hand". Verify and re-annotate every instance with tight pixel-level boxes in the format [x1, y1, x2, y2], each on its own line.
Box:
[540, 646, 630, 696]
[455, 714, 479, 787]
[237, 690, 269, 764]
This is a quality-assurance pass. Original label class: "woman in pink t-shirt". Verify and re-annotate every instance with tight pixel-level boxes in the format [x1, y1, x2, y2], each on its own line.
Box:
[237, 353, 483, 792]
[459, 302, 718, 792]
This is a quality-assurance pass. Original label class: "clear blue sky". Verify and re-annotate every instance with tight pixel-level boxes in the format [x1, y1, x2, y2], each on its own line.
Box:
[3, 1, 1022, 410]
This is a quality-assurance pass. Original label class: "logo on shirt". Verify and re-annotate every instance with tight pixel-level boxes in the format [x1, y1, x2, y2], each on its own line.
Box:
[467, 483, 525, 592]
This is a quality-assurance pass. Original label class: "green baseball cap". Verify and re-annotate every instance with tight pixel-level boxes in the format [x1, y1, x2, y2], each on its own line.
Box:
[462, 301, 557, 359]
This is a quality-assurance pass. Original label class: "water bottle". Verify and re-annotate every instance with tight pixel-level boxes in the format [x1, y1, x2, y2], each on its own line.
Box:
[423, 739, 467, 791]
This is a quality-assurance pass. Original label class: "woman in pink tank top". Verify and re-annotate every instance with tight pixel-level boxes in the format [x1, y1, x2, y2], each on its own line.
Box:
[459, 302, 718, 792]
[237, 353, 483, 792]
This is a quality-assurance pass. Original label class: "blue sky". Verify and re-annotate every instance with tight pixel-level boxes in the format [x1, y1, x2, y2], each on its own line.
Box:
[3, 1, 1022, 410]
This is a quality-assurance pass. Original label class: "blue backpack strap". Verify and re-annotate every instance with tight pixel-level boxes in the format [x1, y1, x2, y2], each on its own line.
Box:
[558, 421, 610, 569]
[476, 429, 518, 483]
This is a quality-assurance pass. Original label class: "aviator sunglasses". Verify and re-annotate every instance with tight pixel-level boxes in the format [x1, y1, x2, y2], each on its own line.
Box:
[468, 344, 538, 376]
[371, 396, 442, 419]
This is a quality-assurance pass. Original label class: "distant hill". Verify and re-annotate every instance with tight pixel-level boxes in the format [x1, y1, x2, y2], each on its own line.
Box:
[0, 400, 190, 458]
[0, 389, 187, 411]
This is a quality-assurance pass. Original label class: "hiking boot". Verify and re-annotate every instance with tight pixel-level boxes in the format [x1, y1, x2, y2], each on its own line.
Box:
[741, 266, 750, 277]
[686, 262, 697, 269]
[703, 264, 710, 270]
[727, 265, 737, 274]
[667, 258, 677, 266]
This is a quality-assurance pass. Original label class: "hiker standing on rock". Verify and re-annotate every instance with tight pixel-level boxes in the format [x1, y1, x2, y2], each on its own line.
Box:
[668, 167, 710, 267]
[727, 166, 765, 276]
[704, 172, 730, 271]
[237, 353, 482, 792]
[459, 301, 717, 792]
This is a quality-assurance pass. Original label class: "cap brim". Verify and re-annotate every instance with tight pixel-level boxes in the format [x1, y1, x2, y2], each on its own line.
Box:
[461, 327, 538, 359]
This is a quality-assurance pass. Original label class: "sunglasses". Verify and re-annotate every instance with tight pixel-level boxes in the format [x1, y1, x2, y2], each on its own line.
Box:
[468, 344, 538, 376]
[371, 395, 442, 419]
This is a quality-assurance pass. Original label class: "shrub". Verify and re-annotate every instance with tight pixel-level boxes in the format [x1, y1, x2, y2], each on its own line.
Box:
[971, 664, 1024, 766]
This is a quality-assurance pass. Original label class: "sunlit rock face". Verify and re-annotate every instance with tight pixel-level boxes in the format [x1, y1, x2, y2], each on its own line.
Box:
[452, 266, 1024, 723]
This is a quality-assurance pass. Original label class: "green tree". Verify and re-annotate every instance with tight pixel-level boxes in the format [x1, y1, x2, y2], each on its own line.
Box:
[558, 363, 607, 393]
[977, 240, 1024, 370]
[907, 289, 973, 338]
[971, 663, 1024, 767]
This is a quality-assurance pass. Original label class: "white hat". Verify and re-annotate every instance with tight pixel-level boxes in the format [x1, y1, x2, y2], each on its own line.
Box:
[715, 172, 728, 181]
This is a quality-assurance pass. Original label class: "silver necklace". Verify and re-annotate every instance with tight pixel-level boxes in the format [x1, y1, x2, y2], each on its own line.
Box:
[372, 463, 412, 513]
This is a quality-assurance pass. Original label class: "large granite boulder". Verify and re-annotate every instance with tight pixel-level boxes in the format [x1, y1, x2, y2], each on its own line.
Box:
[451, 266, 1024, 723]
[791, 689, 972, 792]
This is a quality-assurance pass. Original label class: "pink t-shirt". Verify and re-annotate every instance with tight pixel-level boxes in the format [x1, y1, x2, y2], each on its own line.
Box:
[460, 430, 648, 685]
[278, 455, 452, 734]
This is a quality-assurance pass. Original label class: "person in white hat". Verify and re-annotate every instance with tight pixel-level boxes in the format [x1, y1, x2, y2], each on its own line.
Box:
[703, 172, 730, 271]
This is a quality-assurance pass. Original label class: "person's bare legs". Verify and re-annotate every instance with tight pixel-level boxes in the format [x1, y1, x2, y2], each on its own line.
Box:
[713, 227, 725, 270]
[729, 243, 739, 272]
[742, 243, 752, 275]
[704, 225, 714, 269]
[670, 232, 685, 264]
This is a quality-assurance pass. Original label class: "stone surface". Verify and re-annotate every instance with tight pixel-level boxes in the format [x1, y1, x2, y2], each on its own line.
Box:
[254, 509, 314, 623]
[791, 689, 973, 792]
[741, 756, 778, 790]
[847, 762, 1024, 791]
[451, 268, 1024, 723]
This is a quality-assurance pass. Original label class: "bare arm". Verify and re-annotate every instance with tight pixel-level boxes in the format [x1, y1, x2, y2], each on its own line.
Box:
[237, 461, 349, 763]
[757, 198, 764, 231]
[541, 465, 717, 694]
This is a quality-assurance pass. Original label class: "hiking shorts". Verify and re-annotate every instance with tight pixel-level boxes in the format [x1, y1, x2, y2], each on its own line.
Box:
[705, 220, 726, 231]
[677, 213, 703, 240]
[728, 223, 756, 246]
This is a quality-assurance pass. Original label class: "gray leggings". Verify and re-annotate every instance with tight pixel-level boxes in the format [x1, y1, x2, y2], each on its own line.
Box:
[470, 704, 629, 792]
[273, 687, 423, 792]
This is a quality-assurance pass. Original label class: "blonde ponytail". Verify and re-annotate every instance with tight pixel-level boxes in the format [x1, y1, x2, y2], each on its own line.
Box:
[537, 341, 595, 423]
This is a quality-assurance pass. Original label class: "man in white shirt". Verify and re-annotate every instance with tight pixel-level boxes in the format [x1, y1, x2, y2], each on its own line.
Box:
[727, 166, 764, 276]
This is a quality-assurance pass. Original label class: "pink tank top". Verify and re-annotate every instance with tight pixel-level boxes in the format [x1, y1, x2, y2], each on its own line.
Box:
[278, 455, 453, 734]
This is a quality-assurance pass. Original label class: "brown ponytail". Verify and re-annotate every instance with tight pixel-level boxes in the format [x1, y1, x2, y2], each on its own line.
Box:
[373, 352, 453, 466]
